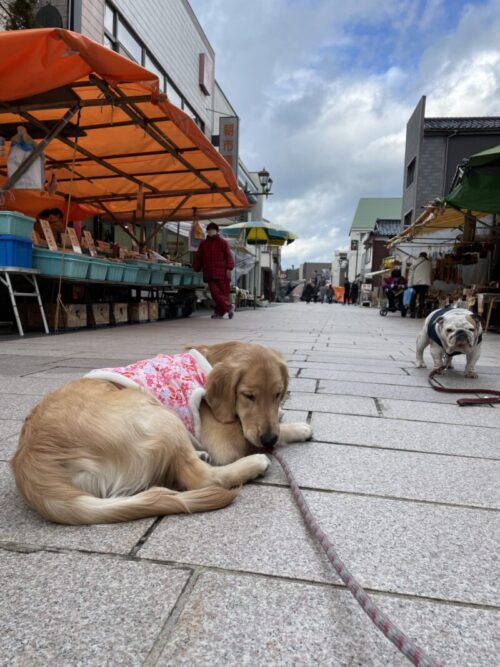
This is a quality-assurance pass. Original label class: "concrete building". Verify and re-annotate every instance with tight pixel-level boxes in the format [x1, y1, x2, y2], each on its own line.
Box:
[299, 262, 331, 284]
[401, 96, 500, 228]
[348, 198, 402, 281]
[33, 0, 278, 297]
[331, 251, 348, 287]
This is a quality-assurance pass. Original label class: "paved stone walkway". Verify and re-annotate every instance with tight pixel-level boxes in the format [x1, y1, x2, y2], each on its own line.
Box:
[0, 303, 499, 666]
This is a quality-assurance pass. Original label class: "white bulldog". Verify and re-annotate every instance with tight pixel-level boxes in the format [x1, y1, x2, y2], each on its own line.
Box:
[416, 307, 482, 378]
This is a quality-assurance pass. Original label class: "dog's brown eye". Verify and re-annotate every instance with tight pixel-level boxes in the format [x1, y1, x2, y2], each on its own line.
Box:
[244, 393, 256, 401]
[275, 393, 281, 400]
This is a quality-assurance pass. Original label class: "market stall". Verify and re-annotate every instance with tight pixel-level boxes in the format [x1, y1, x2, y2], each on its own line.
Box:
[387, 145, 500, 330]
[0, 28, 250, 334]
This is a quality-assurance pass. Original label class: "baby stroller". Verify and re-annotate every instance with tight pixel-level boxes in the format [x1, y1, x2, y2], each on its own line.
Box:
[379, 286, 408, 317]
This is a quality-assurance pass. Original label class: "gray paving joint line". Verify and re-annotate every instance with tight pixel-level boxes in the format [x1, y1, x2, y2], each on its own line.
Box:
[253, 480, 500, 513]
[304, 439, 500, 462]
[142, 568, 201, 667]
[1, 541, 499, 614]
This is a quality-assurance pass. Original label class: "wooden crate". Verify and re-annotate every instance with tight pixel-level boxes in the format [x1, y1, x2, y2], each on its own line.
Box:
[148, 302, 159, 321]
[88, 303, 110, 327]
[20, 303, 87, 329]
[111, 303, 128, 325]
[128, 302, 149, 322]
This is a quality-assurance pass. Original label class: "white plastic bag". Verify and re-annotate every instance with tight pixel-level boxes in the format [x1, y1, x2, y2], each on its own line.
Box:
[6, 127, 44, 190]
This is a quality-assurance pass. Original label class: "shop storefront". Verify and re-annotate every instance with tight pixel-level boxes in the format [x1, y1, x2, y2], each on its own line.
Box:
[0, 29, 249, 335]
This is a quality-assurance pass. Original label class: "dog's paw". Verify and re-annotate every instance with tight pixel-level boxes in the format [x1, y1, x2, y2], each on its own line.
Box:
[280, 422, 313, 443]
[464, 370, 478, 379]
[250, 453, 271, 476]
[197, 450, 212, 464]
[416, 361, 427, 369]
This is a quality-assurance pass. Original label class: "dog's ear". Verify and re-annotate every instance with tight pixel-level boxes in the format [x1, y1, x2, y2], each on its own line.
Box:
[270, 349, 289, 397]
[204, 363, 241, 423]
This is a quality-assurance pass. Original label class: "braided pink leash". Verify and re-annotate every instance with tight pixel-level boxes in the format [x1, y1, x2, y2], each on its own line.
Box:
[272, 448, 442, 667]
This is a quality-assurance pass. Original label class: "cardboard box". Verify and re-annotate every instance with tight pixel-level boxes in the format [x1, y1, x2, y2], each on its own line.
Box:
[20, 303, 87, 329]
[111, 303, 128, 325]
[128, 302, 149, 322]
[148, 302, 159, 321]
[88, 303, 110, 327]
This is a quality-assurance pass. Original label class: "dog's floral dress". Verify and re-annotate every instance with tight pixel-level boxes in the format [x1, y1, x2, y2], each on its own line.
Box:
[85, 350, 212, 437]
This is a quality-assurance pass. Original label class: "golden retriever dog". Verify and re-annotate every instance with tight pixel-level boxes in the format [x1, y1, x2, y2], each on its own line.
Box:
[11, 342, 312, 525]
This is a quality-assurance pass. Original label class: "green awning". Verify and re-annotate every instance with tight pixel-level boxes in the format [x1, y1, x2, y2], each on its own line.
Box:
[445, 144, 500, 214]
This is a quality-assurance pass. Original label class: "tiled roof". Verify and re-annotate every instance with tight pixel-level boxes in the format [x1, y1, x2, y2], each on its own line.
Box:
[374, 219, 401, 236]
[350, 198, 402, 232]
[424, 117, 500, 132]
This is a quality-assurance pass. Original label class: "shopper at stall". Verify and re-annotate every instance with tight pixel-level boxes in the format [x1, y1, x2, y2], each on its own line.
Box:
[34, 208, 65, 244]
[193, 222, 235, 319]
[409, 252, 432, 318]
[383, 266, 408, 311]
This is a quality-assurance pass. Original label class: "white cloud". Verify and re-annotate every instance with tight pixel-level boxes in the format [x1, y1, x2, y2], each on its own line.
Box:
[191, 0, 500, 267]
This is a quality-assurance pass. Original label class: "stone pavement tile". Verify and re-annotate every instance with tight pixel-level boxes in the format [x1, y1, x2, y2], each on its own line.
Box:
[158, 572, 497, 667]
[0, 550, 190, 667]
[259, 442, 500, 508]
[288, 377, 316, 393]
[306, 352, 412, 366]
[317, 379, 468, 404]
[299, 367, 431, 387]
[380, 398, 500, 428]
[0, 436, 18, 461]
[280, 409, 308, 423]
[406, 368, 500, 390]
[285, 392, 378, 416]
[139, 485, 498, 605]
[0, 420, 22, 441]
[0, 394, 44, 420]
[21, 369, 87, 380]
[311, 413, 500, 458]
[0, 375, 67, 396]
[299, 361, 411, 375]
[0, 465, 154, 554]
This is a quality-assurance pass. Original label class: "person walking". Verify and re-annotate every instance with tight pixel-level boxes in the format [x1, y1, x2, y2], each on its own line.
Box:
[193, 222, 235, 319]
[350, 281, 359, 305]
[326, 284, 333, 304]
[409, 252, 432, 318]
[302, 280, 314, 304]
[343, 279, 351, 305]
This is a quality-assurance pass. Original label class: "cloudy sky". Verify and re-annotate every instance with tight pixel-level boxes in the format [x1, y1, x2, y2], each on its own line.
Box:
[190, 0, 500, 267]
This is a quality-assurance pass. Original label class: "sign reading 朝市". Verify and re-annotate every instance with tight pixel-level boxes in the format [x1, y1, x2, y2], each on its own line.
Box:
[219, 116, 239, 175]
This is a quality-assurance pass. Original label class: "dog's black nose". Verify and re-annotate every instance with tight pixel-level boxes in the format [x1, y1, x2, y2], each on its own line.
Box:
[260, 433, 278, 448]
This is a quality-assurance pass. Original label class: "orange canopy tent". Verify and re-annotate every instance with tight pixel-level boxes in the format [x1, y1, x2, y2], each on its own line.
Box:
[0, 28, 250, 247]
[0, 186, 98, 220]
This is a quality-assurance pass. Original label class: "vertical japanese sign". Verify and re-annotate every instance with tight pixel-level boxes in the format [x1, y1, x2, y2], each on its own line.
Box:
[219, 116, 239, 175]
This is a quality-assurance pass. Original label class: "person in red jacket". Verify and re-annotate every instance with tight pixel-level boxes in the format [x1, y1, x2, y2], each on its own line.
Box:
[193, 222, 235, 319]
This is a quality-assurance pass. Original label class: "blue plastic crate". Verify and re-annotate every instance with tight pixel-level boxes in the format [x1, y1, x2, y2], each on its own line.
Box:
[87, 257, 109, 281]
[0, 212, 36, 239]
[33, 247, 63, 275]
[106, 261, 125, 282]
[62, 254, 90, 279]
[150, 264, 167, 285]
[0, 235, 33, 268]
[122, 265, 141, 283]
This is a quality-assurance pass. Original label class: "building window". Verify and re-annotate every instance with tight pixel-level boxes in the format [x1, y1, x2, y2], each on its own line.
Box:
[103, 3, 205, 130]
[406, 157, 416, 188]
[145, 53, 166, 91]
[403, 210, 413, 227]
[117, 19, 142, 62]
[104, 4, 115, 34]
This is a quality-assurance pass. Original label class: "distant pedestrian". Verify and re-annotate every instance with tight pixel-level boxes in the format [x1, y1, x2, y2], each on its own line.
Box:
[350, 281, 359, 305]
[326, 284, 333, 304]
[409, 252, 432, 318]
[302, 280, 315, 304]
[320, 284, 327, 303]
[343, 279, 351, 305]
[193, 222, 235, 319]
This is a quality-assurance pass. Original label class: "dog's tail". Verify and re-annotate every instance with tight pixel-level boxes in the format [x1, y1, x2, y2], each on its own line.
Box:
[12, 459, 239, 525]
[53, 486, 239, 525]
